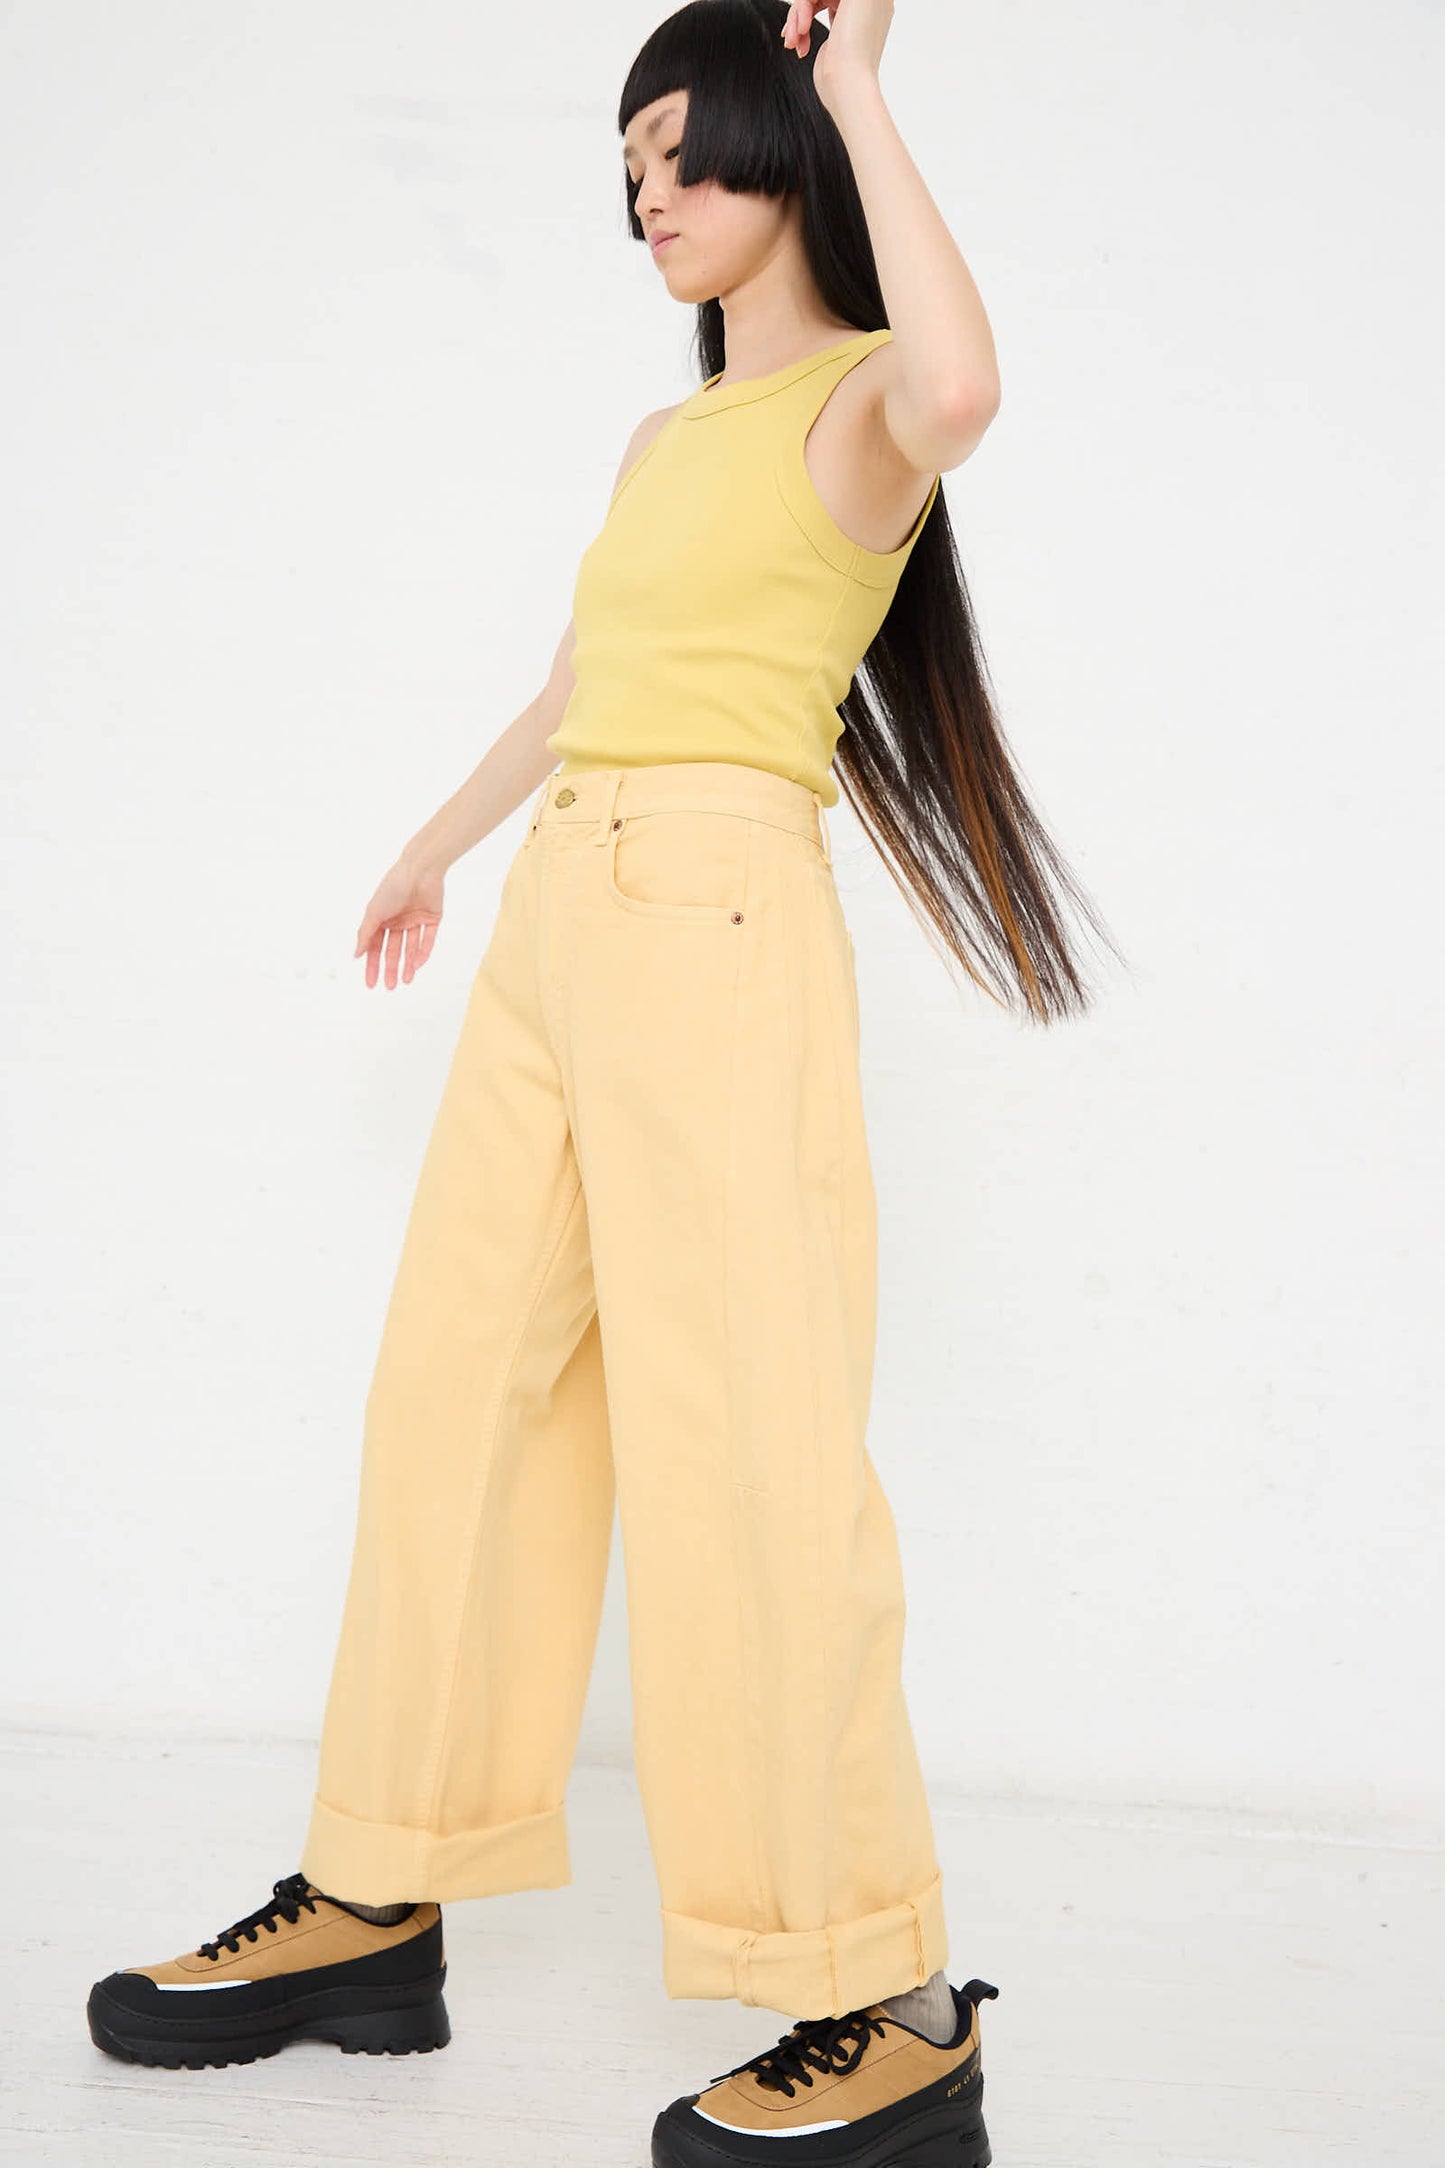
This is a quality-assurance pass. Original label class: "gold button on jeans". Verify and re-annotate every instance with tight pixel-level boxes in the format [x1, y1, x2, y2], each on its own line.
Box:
[555, 786, 576, 806]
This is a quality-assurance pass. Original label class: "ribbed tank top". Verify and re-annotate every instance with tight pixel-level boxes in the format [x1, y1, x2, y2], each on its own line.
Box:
[544, 327, 939, 809]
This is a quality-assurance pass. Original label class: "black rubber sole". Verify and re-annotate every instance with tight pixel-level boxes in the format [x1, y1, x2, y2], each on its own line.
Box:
[652, 2095, 990, 2167]
[86, 1972, 451, 2069]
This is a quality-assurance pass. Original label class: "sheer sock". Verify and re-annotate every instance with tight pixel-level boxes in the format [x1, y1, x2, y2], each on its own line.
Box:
[881, 1967, 956, 2046]
[314, 1889, 416, 1926]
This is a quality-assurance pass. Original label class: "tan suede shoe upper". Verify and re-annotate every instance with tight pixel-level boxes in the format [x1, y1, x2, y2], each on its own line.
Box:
[128, 1882, 441, 1987]
[690, 1999, 983, 2136]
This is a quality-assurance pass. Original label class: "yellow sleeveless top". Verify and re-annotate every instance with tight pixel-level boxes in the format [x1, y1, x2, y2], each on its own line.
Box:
[544, 327, 939, 809]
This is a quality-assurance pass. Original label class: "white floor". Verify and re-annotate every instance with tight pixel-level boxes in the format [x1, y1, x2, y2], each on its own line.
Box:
[1, 1730, 1439, 2166]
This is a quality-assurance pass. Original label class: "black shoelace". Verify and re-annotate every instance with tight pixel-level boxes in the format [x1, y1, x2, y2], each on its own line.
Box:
[710, 2006, 889, 2096]
[198, 1872, 319, 1962]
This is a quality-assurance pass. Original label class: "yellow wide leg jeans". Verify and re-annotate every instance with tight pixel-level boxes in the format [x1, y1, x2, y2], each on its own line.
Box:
[300, 759, 948, 2019]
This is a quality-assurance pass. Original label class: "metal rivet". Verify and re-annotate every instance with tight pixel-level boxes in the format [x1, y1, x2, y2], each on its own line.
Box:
[731, 912, 744, 924]
[612, 819, 622, 830]
[555, 786, 576, 807]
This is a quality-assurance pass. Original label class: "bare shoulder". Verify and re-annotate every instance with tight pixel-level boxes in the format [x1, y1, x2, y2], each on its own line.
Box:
[611, 400, 683, 495]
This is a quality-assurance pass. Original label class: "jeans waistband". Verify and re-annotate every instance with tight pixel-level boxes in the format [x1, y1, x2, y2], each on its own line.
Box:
[526, 762, 831, 859]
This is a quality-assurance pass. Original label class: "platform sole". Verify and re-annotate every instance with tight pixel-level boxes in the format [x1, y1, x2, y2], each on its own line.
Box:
[652, 2092, 990, 2167]
[86, 1972, 451, 2069]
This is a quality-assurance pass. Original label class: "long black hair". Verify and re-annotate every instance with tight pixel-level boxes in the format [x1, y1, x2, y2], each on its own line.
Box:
[618, 0, 1123, 1024]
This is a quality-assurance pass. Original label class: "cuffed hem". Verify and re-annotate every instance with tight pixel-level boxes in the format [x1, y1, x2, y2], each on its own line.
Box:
[300, 1793, 571, 1906]
[660, 1867, 948, 2019]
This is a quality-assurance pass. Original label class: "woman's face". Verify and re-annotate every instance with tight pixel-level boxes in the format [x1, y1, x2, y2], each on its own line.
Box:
[623, 89, 794, 306]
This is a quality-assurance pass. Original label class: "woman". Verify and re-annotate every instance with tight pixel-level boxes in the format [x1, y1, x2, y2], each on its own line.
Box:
[87, 2, 1116, 2161]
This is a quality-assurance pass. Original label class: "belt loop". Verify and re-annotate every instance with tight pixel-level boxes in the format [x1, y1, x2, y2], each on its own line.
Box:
[813, 791, 833, 866]
[594, 768, 625, 844]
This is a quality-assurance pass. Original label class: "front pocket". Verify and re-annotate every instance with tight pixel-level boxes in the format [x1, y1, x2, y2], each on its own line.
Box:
[605, 809, 751, 922]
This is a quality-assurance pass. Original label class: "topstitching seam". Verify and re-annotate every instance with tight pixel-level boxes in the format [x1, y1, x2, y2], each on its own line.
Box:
[723, 830, 769, 1934]
[413, 1172, 588, 1840]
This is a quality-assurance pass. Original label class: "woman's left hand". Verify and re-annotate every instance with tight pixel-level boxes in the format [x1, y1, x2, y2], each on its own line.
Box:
[781, 0, 894, 107]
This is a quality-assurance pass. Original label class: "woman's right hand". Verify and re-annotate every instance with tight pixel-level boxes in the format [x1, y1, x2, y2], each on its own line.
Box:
[355, 855, 444, 990]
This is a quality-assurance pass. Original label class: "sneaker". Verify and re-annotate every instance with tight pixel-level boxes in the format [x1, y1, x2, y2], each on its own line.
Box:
[86, 1872, 450, 2068]
[651, 1976, 999, 2167]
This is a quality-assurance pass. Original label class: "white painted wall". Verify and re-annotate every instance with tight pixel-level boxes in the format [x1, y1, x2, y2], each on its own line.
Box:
[3, 2, 1440, 1836]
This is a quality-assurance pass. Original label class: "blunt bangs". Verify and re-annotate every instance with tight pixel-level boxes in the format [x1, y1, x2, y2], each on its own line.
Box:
[618, 0, 804, 240]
